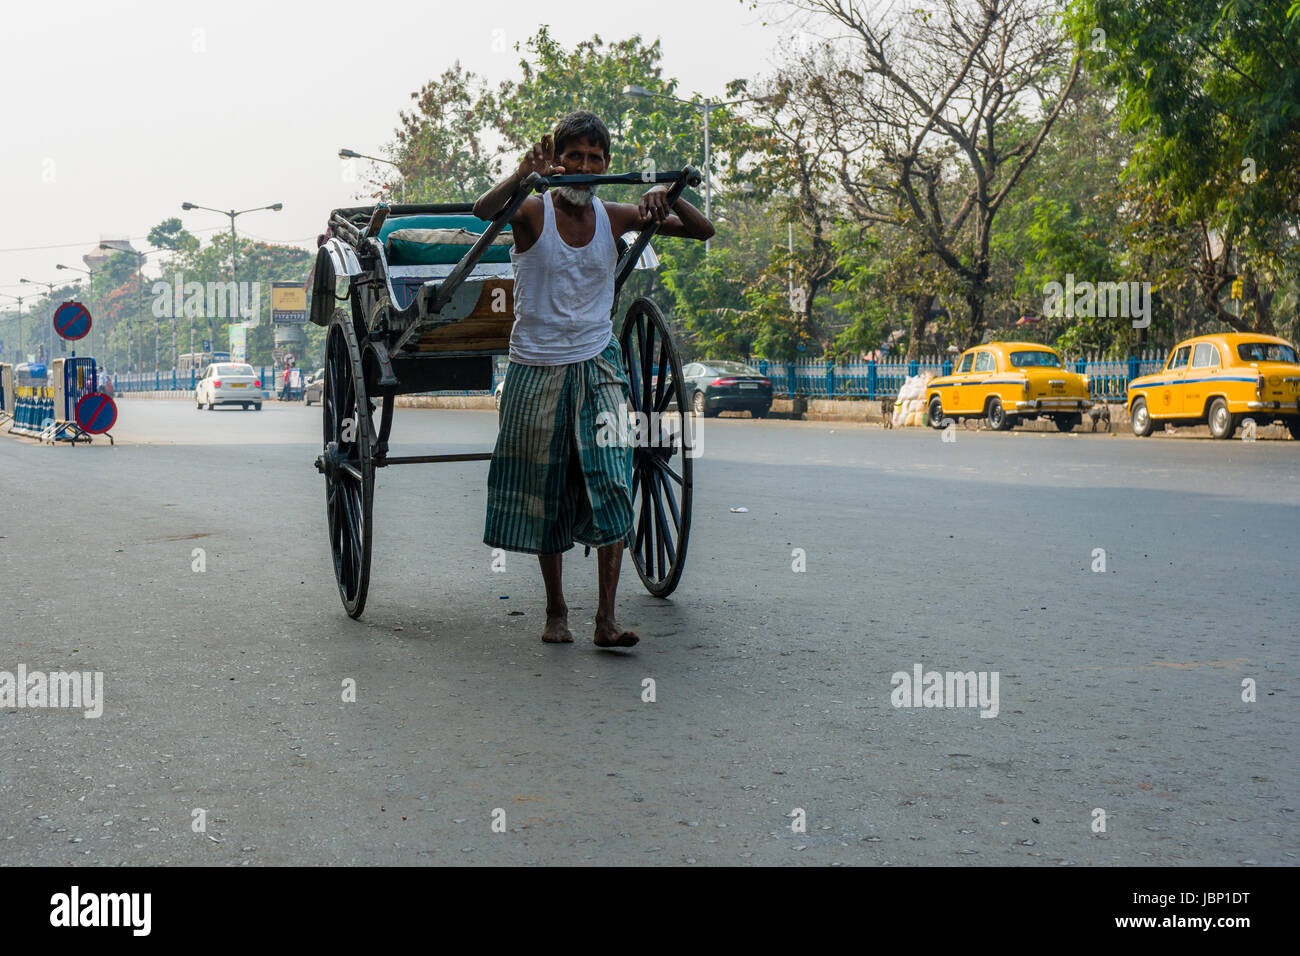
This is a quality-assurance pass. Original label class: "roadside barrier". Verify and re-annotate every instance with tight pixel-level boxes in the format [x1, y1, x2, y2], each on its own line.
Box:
[5, 358, 113, 444]
[8, 363, 50, 437]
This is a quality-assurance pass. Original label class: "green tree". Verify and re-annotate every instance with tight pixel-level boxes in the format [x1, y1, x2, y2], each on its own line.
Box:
[147, 218, 200, 255]
[393, 62, 502, 204]
[789, 0, 1082, 347]
[721, 72, 841, 358]
[833, 220, 957, 360]
[993, 74, 1137, 354]
[660, 192, 793, 360]
[487, 27, 736, 312]
[1066, 0, 1300, 332]
[487, 27, 712, 176]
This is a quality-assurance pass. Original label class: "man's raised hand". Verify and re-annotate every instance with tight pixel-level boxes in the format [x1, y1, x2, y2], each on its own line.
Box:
[517, 134, 565, 183]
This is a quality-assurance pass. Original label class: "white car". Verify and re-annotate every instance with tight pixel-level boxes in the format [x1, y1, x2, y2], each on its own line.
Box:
[303, 368, 325, 406]
[195, 362, 263, 411]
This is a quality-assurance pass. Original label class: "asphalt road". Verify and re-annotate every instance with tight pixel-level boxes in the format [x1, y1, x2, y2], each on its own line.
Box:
[1, 399, 1296, 865]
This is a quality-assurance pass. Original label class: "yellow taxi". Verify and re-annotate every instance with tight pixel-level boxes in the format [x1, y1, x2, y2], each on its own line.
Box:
[1126, 333, 1300, 439]
[925, 342, 1092, 432]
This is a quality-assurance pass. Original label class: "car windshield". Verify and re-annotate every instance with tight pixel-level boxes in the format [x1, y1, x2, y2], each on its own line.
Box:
[1008, 350, 1061, 368]
[217, 364, 255, 376]
[707, 361, 760, 375]
[1237, 342, 1298, 363]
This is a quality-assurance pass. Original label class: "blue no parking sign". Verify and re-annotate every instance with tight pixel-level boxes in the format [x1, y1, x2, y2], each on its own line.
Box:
[53, 302, 93, 341]
[75, 393, 117, 433]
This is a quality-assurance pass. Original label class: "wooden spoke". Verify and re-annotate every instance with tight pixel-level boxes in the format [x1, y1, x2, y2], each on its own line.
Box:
[648, 452, 684, 488]
[650, 461, 682, 532]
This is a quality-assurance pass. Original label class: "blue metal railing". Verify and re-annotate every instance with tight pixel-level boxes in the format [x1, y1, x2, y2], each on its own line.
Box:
[745, 353, 1166, 402]
[102, 354, 1168, 403]
[750, 358, 952, 399]
[109, 367, 274, 394]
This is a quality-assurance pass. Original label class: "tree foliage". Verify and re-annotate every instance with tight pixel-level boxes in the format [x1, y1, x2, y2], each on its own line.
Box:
[789, 0, 1082, 347]
[1066, 0, 1300, 333]
[394, 63, 501, 204]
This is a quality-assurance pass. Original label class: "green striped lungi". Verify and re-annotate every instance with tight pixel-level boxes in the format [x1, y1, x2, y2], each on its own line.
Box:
[484, 336, 635, 555]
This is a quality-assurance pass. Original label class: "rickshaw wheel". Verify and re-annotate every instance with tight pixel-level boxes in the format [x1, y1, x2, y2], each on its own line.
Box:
[319, 308, 375, 619]
[620, 297, 694, 598]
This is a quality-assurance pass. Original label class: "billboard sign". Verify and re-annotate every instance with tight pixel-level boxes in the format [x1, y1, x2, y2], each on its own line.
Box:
[271, 281, 308, 325]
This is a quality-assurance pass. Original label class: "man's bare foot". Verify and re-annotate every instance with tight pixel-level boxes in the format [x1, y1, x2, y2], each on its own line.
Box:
[542, 608, 573, 644]
[594, 616, 638, 648]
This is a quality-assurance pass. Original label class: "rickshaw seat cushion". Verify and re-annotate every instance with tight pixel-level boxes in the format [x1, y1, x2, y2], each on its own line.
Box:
[381, 215, 513, 265]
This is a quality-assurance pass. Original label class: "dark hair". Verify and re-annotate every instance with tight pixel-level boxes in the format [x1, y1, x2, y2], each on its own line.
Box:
[553, 111, 610, 160]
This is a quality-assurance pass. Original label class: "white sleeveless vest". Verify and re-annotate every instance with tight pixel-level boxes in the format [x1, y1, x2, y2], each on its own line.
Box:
[508, 190, 617, 365]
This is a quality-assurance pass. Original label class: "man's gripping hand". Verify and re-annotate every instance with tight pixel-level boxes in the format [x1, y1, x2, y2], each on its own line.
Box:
[638, 185, 672, 223]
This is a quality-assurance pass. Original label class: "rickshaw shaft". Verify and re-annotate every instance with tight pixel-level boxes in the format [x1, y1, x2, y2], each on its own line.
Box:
[377, 452, 494, 466]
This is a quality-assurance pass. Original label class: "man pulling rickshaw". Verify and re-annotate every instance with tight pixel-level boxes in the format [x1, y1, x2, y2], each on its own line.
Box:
[313, 110, 705, 625]
[474, 111, 714, 648]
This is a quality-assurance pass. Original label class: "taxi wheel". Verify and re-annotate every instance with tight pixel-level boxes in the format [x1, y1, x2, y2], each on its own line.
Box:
[927, 395, 946, 429]
[1131, 398, 1153, 437]
[1053, 414, 1080, 432]
[1288, 417, 1300, 440]
[986, 397, 1010, 431]
[1208, 398, 1236, 439]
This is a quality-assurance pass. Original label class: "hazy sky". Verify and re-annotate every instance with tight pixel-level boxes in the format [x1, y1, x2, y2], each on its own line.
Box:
[0, 0, 797, 299]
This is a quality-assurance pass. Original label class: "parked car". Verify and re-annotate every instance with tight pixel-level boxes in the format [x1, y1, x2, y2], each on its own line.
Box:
[303, 368, 325, 406]
[682, 361, 772, 418]
[195, 362, 263, 410]
[1127, 333, 1300, 439]
[494, 378, 504, 411]
[926, 342, 1092, 432]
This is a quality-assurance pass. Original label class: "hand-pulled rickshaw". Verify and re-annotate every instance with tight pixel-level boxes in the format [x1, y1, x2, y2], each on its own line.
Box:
[311, 167, 701, 618]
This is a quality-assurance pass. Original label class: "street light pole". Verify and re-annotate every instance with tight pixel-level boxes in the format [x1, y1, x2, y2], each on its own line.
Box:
[181, 201, 283, 361]
[703, 100, 713, 249]
[20, 278, 59, 363]
[340, 149, 405, 203]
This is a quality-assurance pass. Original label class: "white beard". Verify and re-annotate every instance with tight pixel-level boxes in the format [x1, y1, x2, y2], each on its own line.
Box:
[556, 184, 598, 206]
